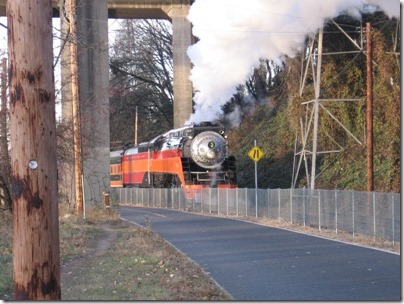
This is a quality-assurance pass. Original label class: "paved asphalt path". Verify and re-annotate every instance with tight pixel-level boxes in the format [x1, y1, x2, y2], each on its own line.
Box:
[120, 206, 401, 301]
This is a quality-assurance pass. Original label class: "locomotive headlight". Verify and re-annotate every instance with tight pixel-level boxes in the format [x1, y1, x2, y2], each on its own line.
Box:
[190, 131, 227, 169]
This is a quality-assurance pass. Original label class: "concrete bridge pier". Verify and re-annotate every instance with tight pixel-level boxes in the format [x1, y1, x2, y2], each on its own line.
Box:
[60, 1, 110, 208]
[59, 0, 193, 208]
[168, 3, 194, 128]
[77, 1, 110, 207]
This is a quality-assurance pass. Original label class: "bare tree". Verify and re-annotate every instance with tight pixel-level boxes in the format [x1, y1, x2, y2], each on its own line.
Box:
[7, 0, 61, 299]
[68, 0, 84, 215]
[0, 57, 11, 212]
[110, 19, 174, 147]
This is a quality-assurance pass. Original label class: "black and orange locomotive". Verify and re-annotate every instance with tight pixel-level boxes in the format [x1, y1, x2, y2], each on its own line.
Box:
[110, 122, 237, 196]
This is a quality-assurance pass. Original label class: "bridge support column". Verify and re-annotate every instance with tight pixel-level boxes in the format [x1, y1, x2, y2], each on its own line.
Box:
[77, 0, 110, 207]
[169, 3, 194, 127]
[60, 0, 110, 208]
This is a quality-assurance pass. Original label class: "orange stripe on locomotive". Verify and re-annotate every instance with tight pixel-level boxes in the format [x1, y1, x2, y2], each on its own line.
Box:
[122, 148, 187, 187]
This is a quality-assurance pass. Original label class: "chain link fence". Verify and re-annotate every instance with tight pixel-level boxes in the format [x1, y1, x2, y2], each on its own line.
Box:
[113, 187, 400, 244]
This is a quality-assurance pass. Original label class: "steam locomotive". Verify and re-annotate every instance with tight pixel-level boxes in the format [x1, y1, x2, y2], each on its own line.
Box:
[110, 122, 237, 195]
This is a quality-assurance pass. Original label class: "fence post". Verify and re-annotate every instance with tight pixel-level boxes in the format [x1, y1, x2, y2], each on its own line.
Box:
[392, 193, 395, 245]
[245, 188, 248, 217]
[373, 192, 376, 241]
[278, 188, 281, 221]
[171, 189, 173, 209]
[303, 187, 306, 227]
[227, 188, 229, 215]
[102, 190, 111, 215]
[290, 188, 293, 224]
[209, 188, 212, 214]
[335, 190, 338, 234]
[179, 189, 181, 210]
[217, 188, 220, 215]
[352, 191, 355, 237]
[267, 188, 270, 218]
[318, 190, 321, 231]
[236, 188, 239, 216]
[201, 189, 204, 213]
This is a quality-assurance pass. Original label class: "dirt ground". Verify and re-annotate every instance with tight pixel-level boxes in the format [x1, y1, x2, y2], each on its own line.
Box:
[60, 223, 118, 292]
[60, 218, 232, 300]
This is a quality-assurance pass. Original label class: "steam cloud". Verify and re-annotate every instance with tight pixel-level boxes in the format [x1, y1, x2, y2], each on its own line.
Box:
[186, 0, 400, 124]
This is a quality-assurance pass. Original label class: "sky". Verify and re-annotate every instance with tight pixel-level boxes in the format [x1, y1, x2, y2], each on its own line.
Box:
[186, 0, 401, 124]
[0, 2, 401, 124]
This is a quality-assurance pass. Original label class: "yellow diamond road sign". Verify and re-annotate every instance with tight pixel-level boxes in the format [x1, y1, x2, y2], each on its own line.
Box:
[248, 146, 264, 162]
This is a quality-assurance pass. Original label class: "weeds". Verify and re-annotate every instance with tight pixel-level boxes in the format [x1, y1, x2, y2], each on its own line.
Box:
[144, 215, 152, 230]
[0, 214, 12, 300]
[61, 221, 231, 300]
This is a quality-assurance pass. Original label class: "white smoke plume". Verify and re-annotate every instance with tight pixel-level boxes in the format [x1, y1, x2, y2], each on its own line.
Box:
[186, 0, 400, 124]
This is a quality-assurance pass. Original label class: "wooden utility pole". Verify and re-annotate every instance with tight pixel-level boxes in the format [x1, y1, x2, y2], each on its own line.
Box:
[69, 0, 84, 214]
[7, 0, 61, 300]
[366, 22, 374, 192]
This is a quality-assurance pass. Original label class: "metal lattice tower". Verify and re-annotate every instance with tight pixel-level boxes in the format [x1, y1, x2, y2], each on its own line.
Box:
[291, 17, 400, 190]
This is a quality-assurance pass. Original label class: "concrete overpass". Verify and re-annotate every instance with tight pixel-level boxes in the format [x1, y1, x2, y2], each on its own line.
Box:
[0, 0, 193, 127]
[1, 0, 194, 207]
[0, 1, 187, 20]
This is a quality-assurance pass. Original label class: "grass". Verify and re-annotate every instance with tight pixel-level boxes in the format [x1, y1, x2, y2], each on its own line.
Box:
[61, 219, 230, 300]
[0, 213, 12, 301]
[59, 214, 101, 262]
[0, 207, 231, 301]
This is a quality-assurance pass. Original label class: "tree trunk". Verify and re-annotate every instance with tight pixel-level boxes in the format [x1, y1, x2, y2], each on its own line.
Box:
[0, 57, 11, 211]
[68, 0, 84, 215]
[7, 0, 61, 300]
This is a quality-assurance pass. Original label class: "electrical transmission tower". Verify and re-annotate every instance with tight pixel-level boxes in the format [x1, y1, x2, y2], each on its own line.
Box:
[291, 16, 400, 190]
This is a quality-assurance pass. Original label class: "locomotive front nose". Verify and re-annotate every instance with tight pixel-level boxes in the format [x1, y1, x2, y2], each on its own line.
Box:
[206, 150, 216, 159]
[190, 131, 227, 169]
